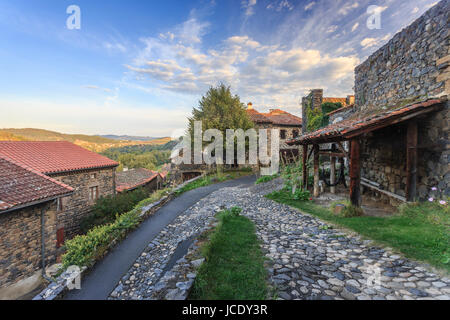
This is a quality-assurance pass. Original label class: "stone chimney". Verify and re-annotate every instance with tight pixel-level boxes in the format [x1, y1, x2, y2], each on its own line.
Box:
[346, 95, 355, 105]
[247, 102, 253, 110]
[302, 89, 323, 133]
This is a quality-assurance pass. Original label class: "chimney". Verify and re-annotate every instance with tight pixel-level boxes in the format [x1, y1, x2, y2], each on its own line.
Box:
[346, 95, 355, 105]
[247, 102, 253, 110]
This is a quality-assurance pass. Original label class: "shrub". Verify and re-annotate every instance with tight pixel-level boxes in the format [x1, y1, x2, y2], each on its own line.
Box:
[80, 187, 150, 233]
[62, 208, 141, 269]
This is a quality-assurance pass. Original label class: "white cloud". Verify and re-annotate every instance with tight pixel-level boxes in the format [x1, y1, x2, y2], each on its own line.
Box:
[242, 0, 257, 17]
[83, 85, 112, 93]
[267, 0, 294, 12]
[360, 34, 391, 49]
[326, 25, 338, 33]
[411, 7, 419, 14]
[338, 2, 359, 16]
[351, 22, 359, 32]
[304, 1, 316, 11]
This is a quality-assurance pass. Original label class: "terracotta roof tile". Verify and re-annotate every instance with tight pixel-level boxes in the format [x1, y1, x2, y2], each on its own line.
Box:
[287, 99, 445, 145]
[116, 168, 159, 193]
[247, 108, 302, 126]
[0, 156, 73, 212]
[0, 141, 119, 174]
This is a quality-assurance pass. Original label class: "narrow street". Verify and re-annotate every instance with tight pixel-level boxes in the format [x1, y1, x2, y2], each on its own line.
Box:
[106, 179, 449, 300]
[64, 175, 256, 300]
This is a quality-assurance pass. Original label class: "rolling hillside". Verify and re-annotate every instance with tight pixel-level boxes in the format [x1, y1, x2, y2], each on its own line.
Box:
[0, 128, 171, 152]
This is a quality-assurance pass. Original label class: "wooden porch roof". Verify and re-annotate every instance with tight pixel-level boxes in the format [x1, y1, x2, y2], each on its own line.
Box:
[287, 98, 445, 145]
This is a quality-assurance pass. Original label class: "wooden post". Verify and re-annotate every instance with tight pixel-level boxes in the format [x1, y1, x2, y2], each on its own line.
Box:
[349, 138, 361, 207]
[313, 144, 319, 198]
[330, 155, 336, 194]
[406, 120, 418, 202]
[302, 145, 308, 190]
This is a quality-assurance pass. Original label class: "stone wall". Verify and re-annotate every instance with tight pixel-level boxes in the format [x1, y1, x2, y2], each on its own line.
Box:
[355, 1, 449, 110]
[302, 89, 323, 133]
[352, 0, 450, 200]
[49, 168, 116, 238]
[0, 202, 57, 295]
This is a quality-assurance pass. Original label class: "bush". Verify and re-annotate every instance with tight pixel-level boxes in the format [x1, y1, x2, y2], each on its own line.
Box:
[62, 208, 141, 269]
[80, 188, 150, 233]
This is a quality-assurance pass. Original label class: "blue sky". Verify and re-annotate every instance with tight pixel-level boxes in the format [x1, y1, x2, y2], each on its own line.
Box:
[0, 0, 440, 136]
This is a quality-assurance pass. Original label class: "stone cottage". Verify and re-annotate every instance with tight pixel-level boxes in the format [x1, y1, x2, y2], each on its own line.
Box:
[0, 141, 119, 240]
[288, 0, 449, 205]
[115, 168, 162, 193]
[0, 156, 73, 299]
[246, 103, 303, 163]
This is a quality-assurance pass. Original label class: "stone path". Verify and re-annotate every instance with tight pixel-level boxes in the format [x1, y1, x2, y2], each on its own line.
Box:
[110, 179, 450, 300]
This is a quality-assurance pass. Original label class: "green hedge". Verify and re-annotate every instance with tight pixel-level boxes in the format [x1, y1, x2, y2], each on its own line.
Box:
[80, 187, 150, 233]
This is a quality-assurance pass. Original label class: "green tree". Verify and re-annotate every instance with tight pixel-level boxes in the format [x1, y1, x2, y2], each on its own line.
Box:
[187, 84, 254, 161]
[188, 84, 254, 137]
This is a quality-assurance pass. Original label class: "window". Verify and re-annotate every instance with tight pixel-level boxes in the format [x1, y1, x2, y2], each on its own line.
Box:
[280, 130, 286, 139]
[293, 130, 299, 138]
[89, 186, 99, 201]
[90, 173, 97, 179]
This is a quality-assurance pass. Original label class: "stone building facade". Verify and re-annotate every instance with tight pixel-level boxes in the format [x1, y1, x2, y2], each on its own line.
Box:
[0, 141, 119, 240]
[0, 156, 73, 299]
[354, 0, 449, 200]
[49, 167, 116, 238]
[288, 0, 449, 205]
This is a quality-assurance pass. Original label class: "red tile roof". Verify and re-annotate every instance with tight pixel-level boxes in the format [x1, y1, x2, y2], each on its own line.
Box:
[287, 99, 445, 145]
[116, 168, 159, 193]
[247, 108, 302, 126]
[0, 156, 73, 213]
[246, 109, 272, 123]
[0, 141, 119, 174]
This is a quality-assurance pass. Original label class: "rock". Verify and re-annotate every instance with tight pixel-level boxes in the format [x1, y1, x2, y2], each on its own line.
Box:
[191, 258, 205, 268]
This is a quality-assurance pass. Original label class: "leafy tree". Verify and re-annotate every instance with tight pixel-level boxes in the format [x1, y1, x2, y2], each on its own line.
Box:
[188, 84, 254, 145]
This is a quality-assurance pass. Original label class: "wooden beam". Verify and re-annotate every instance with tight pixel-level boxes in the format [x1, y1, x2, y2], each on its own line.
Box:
[406, 120, 418, 202]
[330, 154, 336, 194]
[349, 138, 361, 207]
[336, 141, 350, 159]
[313, 144, 320, 197]
[302, 145, 308, 190]
[319, 152, 346, 158]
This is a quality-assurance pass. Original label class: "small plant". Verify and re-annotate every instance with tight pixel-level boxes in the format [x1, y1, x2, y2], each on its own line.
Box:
[255, 174, 279, 185]
[230, 207, 242, 217]
[340, 205, 364, 218]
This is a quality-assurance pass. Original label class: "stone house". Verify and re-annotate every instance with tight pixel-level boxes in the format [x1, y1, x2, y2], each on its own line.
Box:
[246, 103, 303, 163]
[0, 156, 73, 299]
[115, 168, 162, 193]
[0, 141, 119, 240]
[288, 0, 449, 206]
[301, 90, 355, 133]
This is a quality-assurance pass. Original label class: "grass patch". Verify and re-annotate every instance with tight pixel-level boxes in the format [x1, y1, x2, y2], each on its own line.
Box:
[267, 190, 450, 273]
[255, 174, 279, 185]
[175, 170, 253, 196]
[190, 207, 268, 300]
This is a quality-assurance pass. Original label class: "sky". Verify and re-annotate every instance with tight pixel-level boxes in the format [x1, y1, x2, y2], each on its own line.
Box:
[0, 0, 441, 137]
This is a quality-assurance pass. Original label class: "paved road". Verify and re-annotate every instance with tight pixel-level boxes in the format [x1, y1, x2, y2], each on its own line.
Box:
[64, 175, 256, 300]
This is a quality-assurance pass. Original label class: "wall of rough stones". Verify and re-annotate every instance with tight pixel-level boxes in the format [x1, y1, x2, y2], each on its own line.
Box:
[354, 1, 449, 110]
[0, 202, 57, 294]
[50, 168, 116, 238]
[353, 0, 450, 200]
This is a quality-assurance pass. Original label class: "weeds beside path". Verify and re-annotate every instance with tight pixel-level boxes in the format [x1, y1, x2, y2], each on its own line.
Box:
[190, 208, 268, 300]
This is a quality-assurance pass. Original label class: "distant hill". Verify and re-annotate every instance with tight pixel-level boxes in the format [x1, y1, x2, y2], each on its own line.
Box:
[0, 128, 172, 152]
[100, 134, 160, 141]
